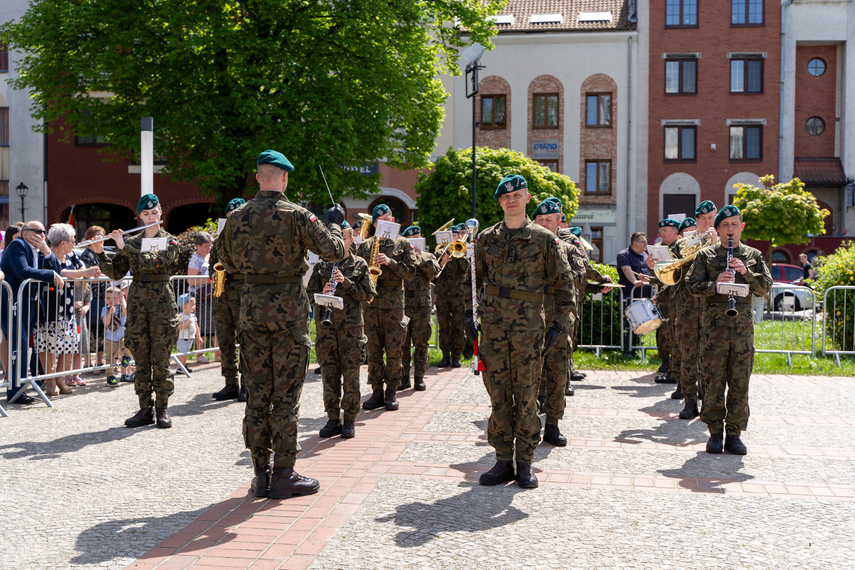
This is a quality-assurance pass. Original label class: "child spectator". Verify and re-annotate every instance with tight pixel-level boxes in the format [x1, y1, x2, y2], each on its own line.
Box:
[177, 294, 203, 367]
[102, 286, 132, 386]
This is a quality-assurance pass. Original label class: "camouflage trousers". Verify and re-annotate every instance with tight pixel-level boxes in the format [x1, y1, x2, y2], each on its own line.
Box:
[436, 293, 465, 357]
[698, 323, 754, 435]
[316, 325, 365, 421]
[568, 301, 581, 374]
[674, 294, 703, 400]
[655, 293, 674, 365]
[364, 305, 407, 390]
[403, 305, 432, 379]
[213, 281, 241, 386]
[240, 325, 310, 469]
[480, 325, 544, 463]
[125, 309, 179, 410]
[538, 332, 570, 425]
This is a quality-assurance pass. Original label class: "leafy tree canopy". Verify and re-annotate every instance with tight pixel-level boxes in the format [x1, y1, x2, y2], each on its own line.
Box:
[2, 0, 504, 207]
[414, 146, 580, 248]
[733, 175, 829, 247]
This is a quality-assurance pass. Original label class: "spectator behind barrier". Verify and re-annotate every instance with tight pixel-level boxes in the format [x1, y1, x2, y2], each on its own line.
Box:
[79, 225, 107, 372]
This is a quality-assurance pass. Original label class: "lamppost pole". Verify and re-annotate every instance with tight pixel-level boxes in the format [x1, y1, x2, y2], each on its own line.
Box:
[15, 182, 29, 222]
[463, 43, 485, 221]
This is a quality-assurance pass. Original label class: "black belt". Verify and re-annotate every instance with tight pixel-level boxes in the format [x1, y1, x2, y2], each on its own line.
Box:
[132, 275, 170, 283]
[378, 279, 403, 287]
[485, 285, 544, 304]
[227, 273, 245, 282]
[406, 290, 430, 297]
[244, 275, 303, 284]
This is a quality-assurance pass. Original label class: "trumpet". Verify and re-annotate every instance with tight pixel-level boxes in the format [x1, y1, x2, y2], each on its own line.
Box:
[76, 221, 161, 247]
[212, 263, 227, 298]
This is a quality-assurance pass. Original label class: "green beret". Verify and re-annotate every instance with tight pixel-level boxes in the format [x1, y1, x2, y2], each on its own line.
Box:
[714, 205, 741, 228]
[257, 149, 294, 172]
[341, 220, 351, 230]
[679, 218, 696, 232]
[695, 200, 716, 216]
[534, 198, 561, 218]
[225, 198, 245, 214]
[353, 220, 362, 229]
[372, 203, 391, 223]
[494, 174, 528, 199]
[658, 218, 680, 229]
[402, 225, 421, 238]
[546, 197, 562, 209]
[569, 227, 582, 237]
[137, 193, 160, 214]
[561, 214, 567, 224]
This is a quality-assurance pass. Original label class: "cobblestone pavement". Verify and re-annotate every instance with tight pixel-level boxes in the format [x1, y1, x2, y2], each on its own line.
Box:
[1, 364, 854, 569]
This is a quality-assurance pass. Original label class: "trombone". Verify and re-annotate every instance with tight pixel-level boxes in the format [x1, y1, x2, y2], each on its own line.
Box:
[435, 236, 469, 278]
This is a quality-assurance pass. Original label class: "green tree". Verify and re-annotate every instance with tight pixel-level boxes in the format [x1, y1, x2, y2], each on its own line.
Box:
[1, 0, 503, 208]
[414, 146, 580, 248]
[733, 175, 829, 255]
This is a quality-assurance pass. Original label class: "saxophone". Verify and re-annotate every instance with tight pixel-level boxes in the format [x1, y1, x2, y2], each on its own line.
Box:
[212, 263, 227, 297]
[366, 235, 382, 303]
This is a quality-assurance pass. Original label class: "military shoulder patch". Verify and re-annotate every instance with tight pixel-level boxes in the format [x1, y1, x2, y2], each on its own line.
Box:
[170, 239, 178, 246]
[309, 213, 318, 223]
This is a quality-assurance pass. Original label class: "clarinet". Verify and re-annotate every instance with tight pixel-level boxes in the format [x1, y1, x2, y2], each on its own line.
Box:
[726, 236, 738, 317]
[321, 262, 339, 328]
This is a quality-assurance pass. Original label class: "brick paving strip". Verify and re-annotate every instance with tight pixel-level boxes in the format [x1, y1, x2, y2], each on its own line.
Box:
[125, 368, 855, 570]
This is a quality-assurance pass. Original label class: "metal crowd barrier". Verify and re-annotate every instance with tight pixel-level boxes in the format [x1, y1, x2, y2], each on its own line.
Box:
[821, 285, 855, 366]
[0, 281, 13, 417]
[755, 283, 818, 366]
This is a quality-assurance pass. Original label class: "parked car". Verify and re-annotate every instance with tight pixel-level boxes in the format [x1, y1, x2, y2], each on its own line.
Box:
[769, 263, 814, 311]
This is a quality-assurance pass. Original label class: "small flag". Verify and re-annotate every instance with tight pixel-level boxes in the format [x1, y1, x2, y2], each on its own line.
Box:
[67, 205, 76, 228]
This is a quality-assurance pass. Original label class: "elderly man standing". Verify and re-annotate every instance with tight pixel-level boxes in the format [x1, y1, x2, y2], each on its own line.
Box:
[1, 221, 64, 405]
[216, 150, 345, 499]
[467, 175, 574, 488]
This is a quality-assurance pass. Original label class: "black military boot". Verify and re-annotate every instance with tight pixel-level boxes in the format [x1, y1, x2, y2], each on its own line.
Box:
[516, 462, 539, 489]
[384, 387, 399, 411]
[437, 353, 451, 368]
[398, 372, 411, 391]
[212, 384, 239, 400]
[237, 384, 247, 403]
[362, 389, 385, 410]
[657, 359, 669, 374]
[724, 434, 748, 455]
[124, 407, 154, 428]
[537, 394, 545, 414]
[479, 460, 515, 485]
[268, 467, 320, 499]
[155, 407, 172, 429]
[451, 355, 462, 368]
[565, 384, 575, 396]
[679, 399, 699, 420]
[570, 371, 586, 381]
[319, 418, 342, 438]
[251, 459, 270, 498]
[341, 419, 356, 439]
[414, 377, 426, 391]
[706, 432, 724, 454]
[671, 384, 683, 400]
[543, 423, 567, 447]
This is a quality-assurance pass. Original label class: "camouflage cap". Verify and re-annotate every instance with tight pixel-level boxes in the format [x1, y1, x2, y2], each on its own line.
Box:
[679, 217, 697, 232]
[137, 193, 160, 214]
[658, 218, 680, 229]
[695, 200, 716, 216]
[534, 198, 562, 218]
[402, 225, 421, 238]
[225, 198, 245, 214]
[257, 149, 294, 172]
[569, 226, 582, 237]
[714, 204, 741, 228]
[494, 174, 528, 199]
[372, 203, 391, 223]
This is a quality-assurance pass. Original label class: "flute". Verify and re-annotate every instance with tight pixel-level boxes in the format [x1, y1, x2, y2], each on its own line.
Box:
[77, 222, 161, 247]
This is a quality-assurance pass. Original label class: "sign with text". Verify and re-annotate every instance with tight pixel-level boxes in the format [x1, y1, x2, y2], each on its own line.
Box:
[532, 139, 559, 160]
[570, 208, 616, 225]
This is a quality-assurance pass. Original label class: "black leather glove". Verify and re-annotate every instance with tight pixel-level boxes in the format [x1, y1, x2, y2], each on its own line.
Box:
[541, 321, 564, 357]
[464, 310, 479, 342]
[325, 204, 345, 226]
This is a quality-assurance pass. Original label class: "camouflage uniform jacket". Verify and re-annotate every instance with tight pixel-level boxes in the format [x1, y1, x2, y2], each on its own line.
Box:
[406, 251, 440, 310]
[470, 217, 575, 331]
[96, 228, 183, 313]
[685, 241, 772, 327]
[434, 254, 469, 297]
[306, 254, 375, 329]
[560, 230, 607, 297]
[215, 191, 345, 334]
[356, 235, 418, 310]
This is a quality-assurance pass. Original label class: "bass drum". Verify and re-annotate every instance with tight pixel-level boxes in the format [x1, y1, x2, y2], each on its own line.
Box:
[625, 299, 663, 334]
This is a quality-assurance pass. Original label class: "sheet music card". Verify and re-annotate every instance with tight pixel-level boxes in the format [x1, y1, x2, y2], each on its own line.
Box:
[142, 237, 168, 253]
[375, 220, 400, 240]
[435, 230, 453, 246]
[313, 294, 344, 310]
[646, 245, 673, 261]
[408, 237, 426, 252]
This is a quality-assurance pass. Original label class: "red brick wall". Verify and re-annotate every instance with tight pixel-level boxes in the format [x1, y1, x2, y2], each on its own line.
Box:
[476, 75, 512, 150]
[580, 74, 618, 206]
[794, 45, 837, 157]
[526, 75, 564, 172]
[647, 0, 781, 238]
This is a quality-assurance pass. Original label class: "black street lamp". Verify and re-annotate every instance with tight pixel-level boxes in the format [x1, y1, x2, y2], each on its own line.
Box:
[15, 182, 29, 222]
[462, 43, 485, 220]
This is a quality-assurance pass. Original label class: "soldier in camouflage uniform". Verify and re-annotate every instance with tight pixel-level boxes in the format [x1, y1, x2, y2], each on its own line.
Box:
[356, 204, 418, 412]
[93, 194, 183, 429]
[466, 175, 574, 489]
[532, 199, 580, 447]
[401, 226, 440, 391]
[686, 205, 772, 455]
[307, 222, 374, 439]
[435, 225, 468, 368]
[216, 150, 345, 499]
[648, 219, 681, 391]
[210, 198, 246, 402]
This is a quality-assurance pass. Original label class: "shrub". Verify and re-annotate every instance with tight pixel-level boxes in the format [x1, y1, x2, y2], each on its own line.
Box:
[812, 241, 855, 351]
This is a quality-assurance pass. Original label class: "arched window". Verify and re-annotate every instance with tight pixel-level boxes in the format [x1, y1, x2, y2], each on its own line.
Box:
[62, 203, 136, 238]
